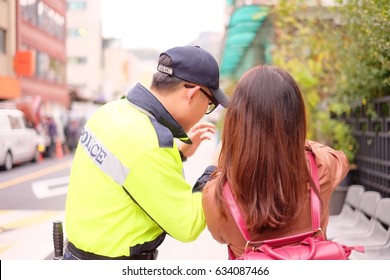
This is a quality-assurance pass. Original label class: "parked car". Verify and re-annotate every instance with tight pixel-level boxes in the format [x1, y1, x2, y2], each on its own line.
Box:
[0, 108, 45, 170]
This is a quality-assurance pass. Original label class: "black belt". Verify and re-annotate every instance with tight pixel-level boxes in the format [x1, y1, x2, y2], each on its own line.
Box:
[67, 241, 158, 260]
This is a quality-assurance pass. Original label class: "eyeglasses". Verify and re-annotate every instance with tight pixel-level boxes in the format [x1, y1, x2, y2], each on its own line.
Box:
[184, 84, 219, 114]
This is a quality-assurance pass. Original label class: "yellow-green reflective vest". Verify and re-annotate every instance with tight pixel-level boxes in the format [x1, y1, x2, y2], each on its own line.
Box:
[65, 84, 205, 257]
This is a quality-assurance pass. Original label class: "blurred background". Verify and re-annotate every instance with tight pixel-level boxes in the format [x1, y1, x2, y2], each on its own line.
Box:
[1, 0, 389, 199]
[0, 0, 389, 259]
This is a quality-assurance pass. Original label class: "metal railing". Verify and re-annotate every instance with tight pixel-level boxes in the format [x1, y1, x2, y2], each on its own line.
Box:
[344, 96, 390, 198]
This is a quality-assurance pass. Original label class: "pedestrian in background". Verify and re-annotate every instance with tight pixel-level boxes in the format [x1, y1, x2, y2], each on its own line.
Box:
[45, 116, 57, 157]
[63, 46, 229, 260]
[64, 119, 82, 152]
[202, 65, 349, 259]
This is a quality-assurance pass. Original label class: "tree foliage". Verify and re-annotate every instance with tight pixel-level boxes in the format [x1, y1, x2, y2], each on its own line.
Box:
[332, 0, 390, 102]
[270, 0, 362, 162]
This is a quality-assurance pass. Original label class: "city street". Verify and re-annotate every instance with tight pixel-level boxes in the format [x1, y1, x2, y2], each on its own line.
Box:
[0, 134, 227, 260]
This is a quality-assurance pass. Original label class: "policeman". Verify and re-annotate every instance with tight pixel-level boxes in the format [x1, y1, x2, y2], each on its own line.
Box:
[63, 46, 229, 260]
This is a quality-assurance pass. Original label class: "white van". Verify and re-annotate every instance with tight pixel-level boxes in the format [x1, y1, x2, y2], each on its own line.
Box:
[0, 108, 43, 170]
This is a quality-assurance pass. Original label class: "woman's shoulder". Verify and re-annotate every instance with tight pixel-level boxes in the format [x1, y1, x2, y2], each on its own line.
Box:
[306, 140, 349, 165]
[202, 177, 219, 204]
[306, 139, 350, 186]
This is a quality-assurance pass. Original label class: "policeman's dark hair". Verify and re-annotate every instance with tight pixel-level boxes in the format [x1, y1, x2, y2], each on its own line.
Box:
[151, 54, 184, 93]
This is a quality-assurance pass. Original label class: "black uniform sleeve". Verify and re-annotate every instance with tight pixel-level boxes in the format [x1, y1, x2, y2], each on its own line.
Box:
[192, 165, 217, 193]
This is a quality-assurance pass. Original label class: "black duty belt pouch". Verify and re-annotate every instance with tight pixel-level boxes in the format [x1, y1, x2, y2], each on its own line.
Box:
[67, 241, 158, 260]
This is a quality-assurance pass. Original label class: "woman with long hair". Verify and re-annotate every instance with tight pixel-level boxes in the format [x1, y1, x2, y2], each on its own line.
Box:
[202, 65, 349, 258]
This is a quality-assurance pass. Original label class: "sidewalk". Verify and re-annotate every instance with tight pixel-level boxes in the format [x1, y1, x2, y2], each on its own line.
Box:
[158, 134, 227, 260]
[0, 210, 65, 260]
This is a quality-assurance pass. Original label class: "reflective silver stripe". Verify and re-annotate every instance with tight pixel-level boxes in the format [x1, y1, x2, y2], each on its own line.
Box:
[79, 126, 130, 186]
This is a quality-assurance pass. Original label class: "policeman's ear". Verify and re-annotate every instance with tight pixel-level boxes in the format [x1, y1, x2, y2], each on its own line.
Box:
[184, 85, 200, 103]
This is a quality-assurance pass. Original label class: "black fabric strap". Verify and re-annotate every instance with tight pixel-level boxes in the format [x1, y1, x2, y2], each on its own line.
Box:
[67, 241, 158, 260]
[179, 150, 187, 162]
[192, 165, 217, 193]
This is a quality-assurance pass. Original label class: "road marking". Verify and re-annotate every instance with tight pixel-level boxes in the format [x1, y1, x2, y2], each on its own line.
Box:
[0, 210, 64, 257]
[31, 177, 69, 199]
[0, 210, 61, 231]
[0, 243, 15, 254]
[0, 160, 72, 190]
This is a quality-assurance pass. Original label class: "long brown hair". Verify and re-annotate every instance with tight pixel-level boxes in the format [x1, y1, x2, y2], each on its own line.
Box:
[216, 65, 309, 233]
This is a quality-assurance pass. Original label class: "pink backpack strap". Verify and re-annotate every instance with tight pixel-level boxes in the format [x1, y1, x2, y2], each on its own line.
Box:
[307, 151, 321, 230]
[223, 180, 251, 241]
[222, 151, 321, 244]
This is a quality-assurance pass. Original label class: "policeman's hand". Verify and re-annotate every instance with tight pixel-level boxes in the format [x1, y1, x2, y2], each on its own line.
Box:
[179, 121, 216, 159]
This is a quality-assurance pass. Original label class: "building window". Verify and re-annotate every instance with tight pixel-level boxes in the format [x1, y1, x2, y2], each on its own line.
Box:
[0, 28, 5, 53]
[67, 27, 88, 38]
[68, 56, 87, 64]
[37, 1, 65, 40]
[20, 0, 38, 25]
[35, 50, 65, 83]
[21, 0, 65, 40]
[67, 0, 86, 10]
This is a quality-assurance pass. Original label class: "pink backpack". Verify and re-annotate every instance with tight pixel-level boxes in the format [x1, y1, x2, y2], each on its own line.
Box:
[223, 151, 364, 260]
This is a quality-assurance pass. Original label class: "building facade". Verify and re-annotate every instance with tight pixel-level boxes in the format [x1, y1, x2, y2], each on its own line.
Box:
[66, 0, 102, 101]
[16, 0, 68, 109]
[0, 0, 69, 148]
[0, 0, 19, 102]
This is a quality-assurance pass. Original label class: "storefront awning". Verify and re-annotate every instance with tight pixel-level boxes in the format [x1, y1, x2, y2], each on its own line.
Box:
[220, 5, 270, 77]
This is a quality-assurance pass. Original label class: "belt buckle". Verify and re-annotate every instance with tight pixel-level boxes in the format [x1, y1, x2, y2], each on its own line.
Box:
[138, 250, 158, 260]
[151, 250, 158, 260]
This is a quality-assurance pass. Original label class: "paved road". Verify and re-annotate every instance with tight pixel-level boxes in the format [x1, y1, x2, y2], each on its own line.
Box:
[0, 134, 227, 260]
